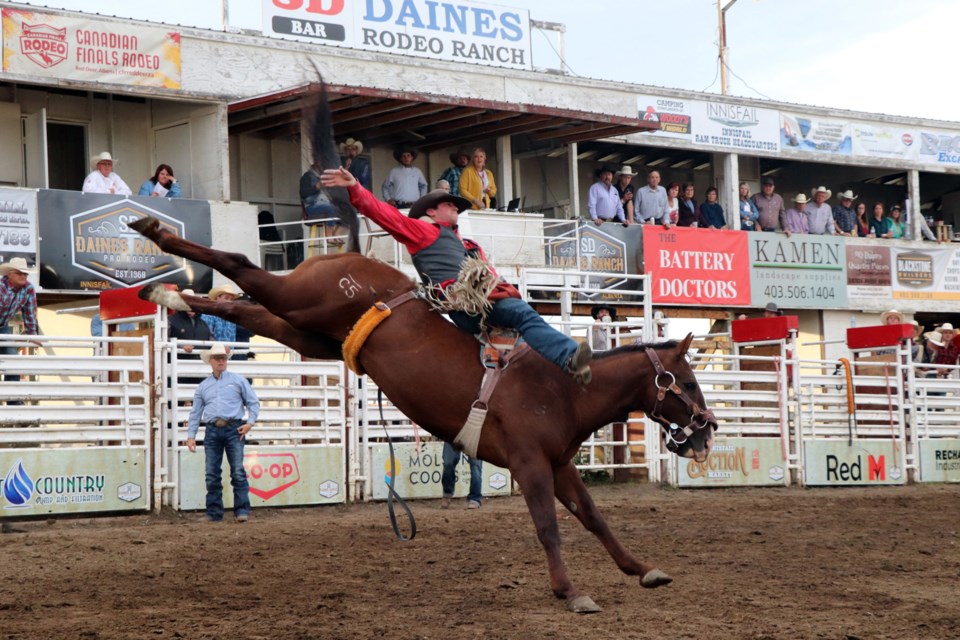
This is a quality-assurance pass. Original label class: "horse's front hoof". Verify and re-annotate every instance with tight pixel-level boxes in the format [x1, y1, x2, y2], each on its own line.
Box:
[640, 569, 673, 588]
[566, 595, 601, 613]
[128, 216, 160, 236]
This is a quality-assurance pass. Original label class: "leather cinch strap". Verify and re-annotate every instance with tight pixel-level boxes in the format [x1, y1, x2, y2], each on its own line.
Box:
[342, 290, 420, 375]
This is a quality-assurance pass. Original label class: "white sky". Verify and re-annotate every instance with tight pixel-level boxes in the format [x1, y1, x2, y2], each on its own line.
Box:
[12, 0, 959, 123]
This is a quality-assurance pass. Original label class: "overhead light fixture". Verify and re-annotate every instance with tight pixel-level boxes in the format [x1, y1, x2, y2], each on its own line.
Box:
[598, 153, 620, 162]
[577, 150, 598, 160]
[545, 148, 567, 158]
[623, 155, 645, 165]
[670, 159, 693, 169]
[647, 157, 669, 167]
[693, 162, 711, 171]
[761, 167, 782, 176]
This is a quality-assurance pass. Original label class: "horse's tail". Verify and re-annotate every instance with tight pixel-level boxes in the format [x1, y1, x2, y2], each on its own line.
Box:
[306, 77, 361, 253]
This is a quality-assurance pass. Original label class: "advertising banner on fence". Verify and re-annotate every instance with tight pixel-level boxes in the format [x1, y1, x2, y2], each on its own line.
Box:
[644, 226, 750, 306]
[852, 123, 918, 161]
[369, 442, 510, 500]
[0, 448, 147, 517]
[803, 439, 905, 486]
[890, 246, 960, 301]
[2, 8, 181, 89]
[749, 232, 848, 309]
[917, 128, 960, 168]
[179, 446, 345, 510]
[780, 113, 851, 155]
[846, 244, 892, 302]
[677, 437, 787, 487]
[691, 98, 780, 153]
[263, 0, 532, 70]
[0, 187, 37, 270]
[917, 439, 960, 483]
[37, 190, 212, 292]
[635, 94, 692, 140]
[544, 222, 644, 301]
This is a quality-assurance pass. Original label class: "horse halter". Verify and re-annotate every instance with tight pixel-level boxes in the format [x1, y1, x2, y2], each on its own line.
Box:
[644, 347, 716, 453]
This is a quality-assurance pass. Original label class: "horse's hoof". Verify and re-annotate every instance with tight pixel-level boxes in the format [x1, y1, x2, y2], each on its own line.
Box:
[640, 569, 673, 588]
[566, 595, 601, 614]
[128, 216, 159, 235]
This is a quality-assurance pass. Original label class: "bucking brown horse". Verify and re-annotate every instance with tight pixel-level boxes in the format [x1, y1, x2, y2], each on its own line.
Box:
[131, 217, 716, 613]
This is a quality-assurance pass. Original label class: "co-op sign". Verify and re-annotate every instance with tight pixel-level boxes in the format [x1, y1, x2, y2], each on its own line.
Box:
[264, 0, 532, 70]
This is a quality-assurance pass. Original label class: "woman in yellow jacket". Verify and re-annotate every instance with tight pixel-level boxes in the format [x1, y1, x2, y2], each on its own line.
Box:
[458, 147, 497, 210]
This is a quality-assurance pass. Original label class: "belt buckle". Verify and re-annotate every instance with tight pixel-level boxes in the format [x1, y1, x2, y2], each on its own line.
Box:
[214, 419, 228, 428]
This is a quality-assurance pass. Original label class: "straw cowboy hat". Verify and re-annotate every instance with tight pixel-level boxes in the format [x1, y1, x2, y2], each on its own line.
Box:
[590, 304, 617, 321]
[408, 189, 471, 219]
[836, 189, 858, 201]
[338, 138, 363, 155]
[200, 342, 230, 364]
[207, 283, 241, 300]
[90, 151, 116, 168]
[0, 257, 35, 276]
[925, 331, 944, 348]
[792, 193, 809, 204]
[449, 149, 470, 164]
[810, 186, 832, 200]
[616, 165, 637, 177]
[940, 322, 955, 332]
[911, 320, 925, 336]
[392, 146, 419, 162]
[881, 309, 904, 325]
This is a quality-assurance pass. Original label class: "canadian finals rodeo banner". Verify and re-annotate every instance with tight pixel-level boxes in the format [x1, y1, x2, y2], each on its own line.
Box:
[2, 8, 181, 89]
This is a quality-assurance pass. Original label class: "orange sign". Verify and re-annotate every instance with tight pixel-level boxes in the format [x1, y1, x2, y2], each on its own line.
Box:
[644, 226, 751, 305]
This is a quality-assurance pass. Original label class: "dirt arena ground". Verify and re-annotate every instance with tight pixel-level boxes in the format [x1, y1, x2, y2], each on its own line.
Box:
[1, 482, 958, 640]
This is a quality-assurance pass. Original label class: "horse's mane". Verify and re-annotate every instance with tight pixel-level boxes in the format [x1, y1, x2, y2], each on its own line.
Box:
[593, 340, 679, 360]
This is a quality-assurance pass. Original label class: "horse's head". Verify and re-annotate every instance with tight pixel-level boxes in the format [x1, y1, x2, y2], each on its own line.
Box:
[643, 333, 716, 463]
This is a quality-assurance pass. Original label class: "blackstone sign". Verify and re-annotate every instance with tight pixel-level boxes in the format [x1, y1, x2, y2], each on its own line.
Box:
[263, 0, 532, 70]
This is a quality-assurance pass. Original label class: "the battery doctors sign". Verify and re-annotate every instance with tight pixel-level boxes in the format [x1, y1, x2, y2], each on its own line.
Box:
[264, 0, 532, 70]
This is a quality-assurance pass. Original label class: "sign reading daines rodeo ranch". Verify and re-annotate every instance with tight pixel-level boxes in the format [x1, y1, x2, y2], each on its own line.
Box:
[264, 0, 532, 70]
[2, 8, 181, 89]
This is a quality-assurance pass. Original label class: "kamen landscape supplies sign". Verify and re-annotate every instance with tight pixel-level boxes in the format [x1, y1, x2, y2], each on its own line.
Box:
[369, 442, 510, 500]
[677, 437, 787, 487]
[803, 440, 905, 486]
[2, 9, 181, 89]
[749, 232, 848, 309]
[263, 0, 532, 70]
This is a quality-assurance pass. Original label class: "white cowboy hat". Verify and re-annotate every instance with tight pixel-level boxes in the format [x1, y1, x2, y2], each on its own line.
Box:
[338, 138, 363, 155]
[181, 288, 195, 296]
[200, 342, 231, 364]
[941, 322, 955, 331]
[925, 331, 944, 348]
[0, 257, 35, 276]
[207, 283, 241, 300]
[616, 165, 637, 177]
[793, 193, 809, 204]
[836, 190, 858, 201]
[911, 320, 925, 336]
[880, 310, 904, 325]
[810, 186, 832, 200]
[90, 151, 116, 167]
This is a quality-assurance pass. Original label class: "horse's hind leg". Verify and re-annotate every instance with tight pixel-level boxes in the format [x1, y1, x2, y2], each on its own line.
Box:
[553, 462, 672, 589]
[129, 216, 282, 309]
[511, 461, 599, 613]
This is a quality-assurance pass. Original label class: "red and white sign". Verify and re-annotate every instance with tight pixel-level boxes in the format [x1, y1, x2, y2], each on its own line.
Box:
[643, 226, 751, 305]
[2, 9, 181, 89]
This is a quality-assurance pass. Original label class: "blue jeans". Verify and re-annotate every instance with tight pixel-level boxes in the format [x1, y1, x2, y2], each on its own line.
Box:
[0, 325, 20, 383]
[449, 297, 578, 369]
[442, 442, 483, 503]
[203, 421, 250, 520]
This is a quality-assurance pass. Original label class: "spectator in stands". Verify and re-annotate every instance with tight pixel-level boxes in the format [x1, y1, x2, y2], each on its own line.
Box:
[439, 149, 469, 197]
[832, 190, 858, 236]
[586, 165, 626, 226]
[168, 290, 212, 387]
[382, 146, 428, 208]
[321, 168, 593, 385]
[590, 304, 616, 351]
[187, 342, 259, 523]
[635, 170, 669, 225]
[615, 165, 637, 223]
[0, 257, 39, 392]
[338, 138, 371, 190]
[919, 212, 938, 242]
[666, 182, 681, 225]
[435, 179, 451, 192]
[301, 160, 343, 254]
[459, 147, 497, 210]
[889, 205, 905, 239]
[201, 284, 245, 359]
[869, 203, 893, 238]
[854, 201, 871, 237]
[82, 152, 132, 195]
[738, 182, 759, 231]
[805, 186, 835, 235]
[441, 443, 483, 510]
[699, 187, 726, 229]
[910, 321, 927, 365]
[751, 177, 785, 232]
[138, 164, 181, 198]
[930, 323, 960, 378]
[783, 194, 810, 236]
[677, 183, 699, 227]
[763, 302, 782, 318]
[881, 310, 904, 326]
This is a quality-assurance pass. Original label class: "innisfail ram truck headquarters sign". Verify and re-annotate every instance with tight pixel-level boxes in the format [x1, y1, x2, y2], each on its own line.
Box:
[263, 0, 532, 70]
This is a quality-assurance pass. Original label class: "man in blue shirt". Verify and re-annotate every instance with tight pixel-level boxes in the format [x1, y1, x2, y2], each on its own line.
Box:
[187, 343, 260, 523]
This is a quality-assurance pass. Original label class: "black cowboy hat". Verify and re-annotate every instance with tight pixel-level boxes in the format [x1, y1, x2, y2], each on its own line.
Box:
[595, 164, 617, 178]
[393, 146, 419, 162]
[590, 304, 616, 321]
[449, 149, 470, 165]
[408, 189, 472, 219]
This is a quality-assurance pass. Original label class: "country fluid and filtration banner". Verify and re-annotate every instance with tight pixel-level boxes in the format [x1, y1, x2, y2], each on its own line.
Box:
[2, 8, 181, 89]
[263, 0, 532, 70]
